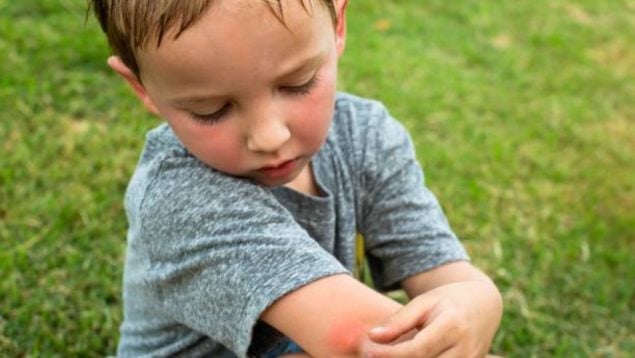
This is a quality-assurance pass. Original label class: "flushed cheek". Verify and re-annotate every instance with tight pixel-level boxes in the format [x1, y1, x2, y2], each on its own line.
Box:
[199, 136, 245, 171]
[299, 105, 332, 145]
[169, 120, 248, 174]
[292, 85, 336, 149]
[203, 139, 252, 174]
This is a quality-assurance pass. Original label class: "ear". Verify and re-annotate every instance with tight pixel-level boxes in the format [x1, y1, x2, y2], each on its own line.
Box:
[107, 56, 160, 115]
[335, 0, 348, 57]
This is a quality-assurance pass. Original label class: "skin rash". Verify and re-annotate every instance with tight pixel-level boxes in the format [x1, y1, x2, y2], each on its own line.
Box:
[327, 318, 369, 353]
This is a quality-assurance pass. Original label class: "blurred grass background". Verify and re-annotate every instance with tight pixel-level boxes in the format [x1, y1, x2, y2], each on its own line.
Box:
[1, 0, 633, 356]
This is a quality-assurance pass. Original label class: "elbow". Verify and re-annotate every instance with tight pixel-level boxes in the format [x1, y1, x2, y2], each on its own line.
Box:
[322, 318, 375, 357]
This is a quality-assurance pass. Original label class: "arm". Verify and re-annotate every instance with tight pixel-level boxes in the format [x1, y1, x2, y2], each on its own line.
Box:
[362, 262, 503, 357]
[261, 274, 403, 357]
[402, 261, 504, 347]
[401, 261, 500, 298]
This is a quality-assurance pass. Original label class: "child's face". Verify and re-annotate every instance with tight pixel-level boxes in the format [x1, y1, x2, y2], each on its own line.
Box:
[113, 0, 346, 188]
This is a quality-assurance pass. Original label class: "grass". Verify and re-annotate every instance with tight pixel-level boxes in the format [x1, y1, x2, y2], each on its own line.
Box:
[1, 0, 633, 356]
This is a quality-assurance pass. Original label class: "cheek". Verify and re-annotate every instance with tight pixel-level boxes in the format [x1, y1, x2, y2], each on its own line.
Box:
[292, 76, 336, 142]
[163, 114, 246, 171]
[192, 133, 246, 173]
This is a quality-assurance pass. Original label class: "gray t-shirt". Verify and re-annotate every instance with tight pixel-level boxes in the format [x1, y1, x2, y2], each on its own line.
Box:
[117, 92, 468, 357]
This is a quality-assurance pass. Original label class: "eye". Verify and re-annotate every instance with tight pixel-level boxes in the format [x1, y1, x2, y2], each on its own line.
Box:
[282, 75, 320, 96]
[190, 103, 231, 125]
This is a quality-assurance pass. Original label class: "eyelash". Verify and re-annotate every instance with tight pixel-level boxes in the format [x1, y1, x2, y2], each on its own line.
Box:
[190, 103, 232, 125]
[189, 75, 320, 125]
[283, 74, 320, 96]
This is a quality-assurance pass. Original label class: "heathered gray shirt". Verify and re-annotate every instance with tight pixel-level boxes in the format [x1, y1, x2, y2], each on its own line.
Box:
[117, 93, 468, 357]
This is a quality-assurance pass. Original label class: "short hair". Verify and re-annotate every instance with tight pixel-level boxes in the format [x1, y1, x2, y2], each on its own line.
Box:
[89, 0, 337, 78]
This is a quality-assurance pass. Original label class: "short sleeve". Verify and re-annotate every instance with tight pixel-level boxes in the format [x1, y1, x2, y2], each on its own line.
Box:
[135, 157, 349, 356]
[357, 103, 469, 291]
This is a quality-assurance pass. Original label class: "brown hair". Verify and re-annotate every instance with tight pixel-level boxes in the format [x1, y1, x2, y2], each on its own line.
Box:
[89, 0, 337, 78]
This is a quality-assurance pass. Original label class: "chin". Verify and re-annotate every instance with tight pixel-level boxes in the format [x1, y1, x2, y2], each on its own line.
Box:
[252, 176, 296, 188]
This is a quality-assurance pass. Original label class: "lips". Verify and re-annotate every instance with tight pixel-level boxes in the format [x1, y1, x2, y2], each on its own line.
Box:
[257, 158, 298, 179]
[261, 160, 293, 170]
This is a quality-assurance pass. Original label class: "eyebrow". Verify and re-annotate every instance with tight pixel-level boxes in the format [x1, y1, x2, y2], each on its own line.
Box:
[171, 51, 326, 105]
[278, 50, 326, 80]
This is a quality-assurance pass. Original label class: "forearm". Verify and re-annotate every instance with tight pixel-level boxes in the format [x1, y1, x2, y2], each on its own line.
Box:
[401, 261, 497, 298]
[398, 261, 503, 355]
[261, 274, 404, 357]
[402, 261, 503, 341]
[403, 262, 502, 324]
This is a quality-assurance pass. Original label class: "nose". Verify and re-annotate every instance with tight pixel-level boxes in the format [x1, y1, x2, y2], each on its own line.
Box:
[246, 113, 291, 153]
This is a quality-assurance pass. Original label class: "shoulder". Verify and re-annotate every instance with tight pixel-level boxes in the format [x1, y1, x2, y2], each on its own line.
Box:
[124, 125, 286, 245]
[127, 123, 265, 201]
[333, 92, 389, 125]
[331, 92, 406, 141]
[327, 93, 410, 166]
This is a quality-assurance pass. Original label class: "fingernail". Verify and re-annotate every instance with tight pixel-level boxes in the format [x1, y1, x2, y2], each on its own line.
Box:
[369, 326, 386, 335]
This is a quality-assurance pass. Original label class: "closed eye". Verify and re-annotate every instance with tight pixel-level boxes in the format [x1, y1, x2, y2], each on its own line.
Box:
[190, 103, 232, 125]
[282, 74, 320, 96]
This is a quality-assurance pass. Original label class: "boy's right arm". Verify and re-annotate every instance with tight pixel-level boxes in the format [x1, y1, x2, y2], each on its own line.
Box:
[260, 274, 404, 357]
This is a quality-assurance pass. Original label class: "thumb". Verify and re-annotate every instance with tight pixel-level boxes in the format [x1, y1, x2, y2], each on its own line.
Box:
[367, 325, 400, 343]
[367, 295, 436, 343]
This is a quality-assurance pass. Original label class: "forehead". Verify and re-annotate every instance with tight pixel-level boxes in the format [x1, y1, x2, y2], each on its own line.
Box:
[136, 0, 332, 63]
[137, 0, 335, 94]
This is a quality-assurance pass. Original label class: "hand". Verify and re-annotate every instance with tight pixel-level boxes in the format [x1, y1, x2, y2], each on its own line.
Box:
[361, 280, 503, 357]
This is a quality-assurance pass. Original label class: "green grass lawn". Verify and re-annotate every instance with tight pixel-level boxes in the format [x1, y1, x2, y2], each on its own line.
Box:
[1, 0, 633, 356]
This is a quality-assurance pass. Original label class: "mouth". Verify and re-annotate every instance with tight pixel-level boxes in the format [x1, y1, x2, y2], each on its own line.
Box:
[257, 158, 298, 179]
[261, 159, 293, 170]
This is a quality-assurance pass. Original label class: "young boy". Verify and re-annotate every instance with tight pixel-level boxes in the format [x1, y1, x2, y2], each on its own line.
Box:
[90, 0, 503, 357]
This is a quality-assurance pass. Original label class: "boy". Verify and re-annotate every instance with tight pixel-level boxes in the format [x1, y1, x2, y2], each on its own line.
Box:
[90, 0, 503, 357]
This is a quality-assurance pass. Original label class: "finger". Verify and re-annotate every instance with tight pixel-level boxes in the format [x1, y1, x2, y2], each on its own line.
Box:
[368, 297, 438, 343]
[364, 333, 438, 358]
[366, 316, 459, 358]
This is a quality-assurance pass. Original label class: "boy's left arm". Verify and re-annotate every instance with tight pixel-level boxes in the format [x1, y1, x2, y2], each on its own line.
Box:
[362, 261, 503, 357]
